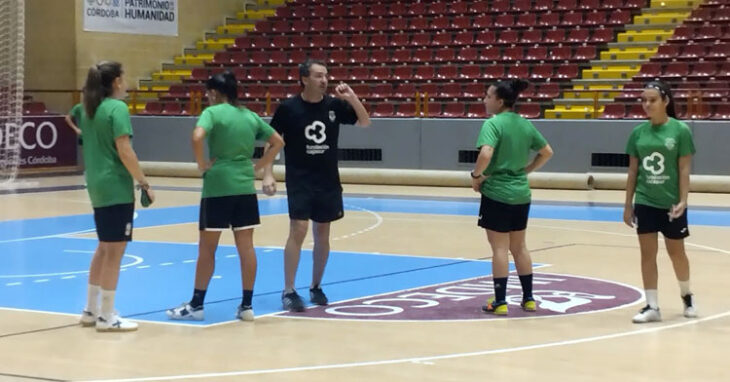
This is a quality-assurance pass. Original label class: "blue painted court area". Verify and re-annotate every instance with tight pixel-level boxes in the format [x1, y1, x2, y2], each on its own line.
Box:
[1, 195, 728, 326]
[0, 237, 498, 325]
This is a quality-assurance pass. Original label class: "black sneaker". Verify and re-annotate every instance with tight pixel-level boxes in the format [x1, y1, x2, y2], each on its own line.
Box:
[310, 286, 329, 306]
[282, 291, 305, 312]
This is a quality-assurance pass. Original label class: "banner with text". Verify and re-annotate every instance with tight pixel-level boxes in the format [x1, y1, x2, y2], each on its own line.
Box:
[0, 116, 78, 170]
[84, 0, 178, 36]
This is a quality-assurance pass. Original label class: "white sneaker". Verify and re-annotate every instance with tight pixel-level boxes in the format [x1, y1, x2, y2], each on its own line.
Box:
[682, 294, 698, 318]
[236, 305, 254, 322]
[80, 310, 97, 327]
[96, 312, 138, 332]
[632, 305, 662, 323]
[166, 303, 204, 321]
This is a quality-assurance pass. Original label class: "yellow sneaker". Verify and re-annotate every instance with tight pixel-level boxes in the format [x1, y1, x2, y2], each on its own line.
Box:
[521, 298, 537, 312]
[482, 297, 508, 315]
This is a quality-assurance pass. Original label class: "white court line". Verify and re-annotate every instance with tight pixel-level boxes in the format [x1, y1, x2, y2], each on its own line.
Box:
[182, 259, 196, 263]
[5, 282, 22, 286]
[61, 236, 486, 263]
[0, 228, 95, 244]
[199, 264, 554, 329]
[307, 203, 384, 245]
[160, 263, 174, 266]
[254, 244, 493, 263]
[78, 311, 730, 382]
[266, 268, 644, 325]
[0, 253, 143, 279]
[0, 306, 208, 328]
[198, 308, 302, 329]
[336, 215, 730, 258]
[531, 223, 730, 255]
[32, 279, 50, 283]
[4, 209, 729, 382]
[133, 221, 194, 229]
[76, 221, 730, 381]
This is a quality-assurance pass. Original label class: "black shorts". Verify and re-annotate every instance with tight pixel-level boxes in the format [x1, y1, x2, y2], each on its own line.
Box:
[635, 204, 690, 239]
[287, 186, 344, 223]
[93, 203, 134, 242]
[478, 195, 530, 233]
[199, 194, 260, 231]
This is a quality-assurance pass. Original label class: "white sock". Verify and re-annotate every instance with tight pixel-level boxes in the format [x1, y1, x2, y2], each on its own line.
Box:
[679, 280, 691, 296]
[645, 289, 659, 309]
[100, 289, 116, 317]
[85, 284, 100, 313]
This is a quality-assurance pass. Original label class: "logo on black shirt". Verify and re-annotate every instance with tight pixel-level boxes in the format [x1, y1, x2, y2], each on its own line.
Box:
[305, 120, 330, 155]
[305, 121, 327, 144]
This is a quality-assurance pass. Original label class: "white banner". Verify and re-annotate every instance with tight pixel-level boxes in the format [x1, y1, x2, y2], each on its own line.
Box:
[83, 0, 178, 36]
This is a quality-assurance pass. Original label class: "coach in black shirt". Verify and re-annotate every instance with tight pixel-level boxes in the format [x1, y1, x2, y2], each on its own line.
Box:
[264, 59, 371, 312]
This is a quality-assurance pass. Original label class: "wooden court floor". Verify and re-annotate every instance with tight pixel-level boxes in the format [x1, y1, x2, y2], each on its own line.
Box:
[1, 175, 728, 381]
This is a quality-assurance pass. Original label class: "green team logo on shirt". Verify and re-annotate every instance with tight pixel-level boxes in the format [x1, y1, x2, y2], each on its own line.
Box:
[665, 137, 676, 150]
[642, 152, 665, 175]
[642, 152, 670, 185]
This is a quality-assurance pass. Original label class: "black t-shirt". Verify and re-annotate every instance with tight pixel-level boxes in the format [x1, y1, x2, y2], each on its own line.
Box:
[270, 94, 358, 190]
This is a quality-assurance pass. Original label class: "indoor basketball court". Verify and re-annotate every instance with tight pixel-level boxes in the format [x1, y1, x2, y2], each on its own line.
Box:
[3, 0, 730, 381]
[1, 177, 729, 381]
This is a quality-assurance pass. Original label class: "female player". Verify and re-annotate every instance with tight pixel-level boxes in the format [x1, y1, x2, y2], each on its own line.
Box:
[167, 71, 284, 321]
[471, 79, 553, 316]
[65, 102, 83, 141]
[623, 80, 697, 323]
[78, 61, 154, 332]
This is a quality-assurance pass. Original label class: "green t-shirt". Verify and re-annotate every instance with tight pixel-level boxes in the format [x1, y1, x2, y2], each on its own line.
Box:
[476, 111, 548, 205]
[625, 118, 695, 209]
[80, 98, 135, 208]
[70, 103, 83, 123]
[197, 103, 276, 198]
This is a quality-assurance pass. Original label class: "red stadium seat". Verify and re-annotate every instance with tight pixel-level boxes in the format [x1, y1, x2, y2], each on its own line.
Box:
[396, 103, 419, 117]
[467, 103, 487, 118]
[653, 45, 680, 61]
[372, 103, 395, 117]
[443, 103, 466, 118]
[394, 83, 418, 98]
[600, 103, 626, 119]
[626, 104, 646, 119]
[517, 104, 541, 119]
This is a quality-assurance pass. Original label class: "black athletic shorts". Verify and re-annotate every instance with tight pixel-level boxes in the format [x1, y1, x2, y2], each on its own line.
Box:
[93, 203, 134, 242]
[635, 203, 690, 239]
[199, 194, 260, 231]
[286, 186, 344, 223]
[478, 195, 530, 233]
